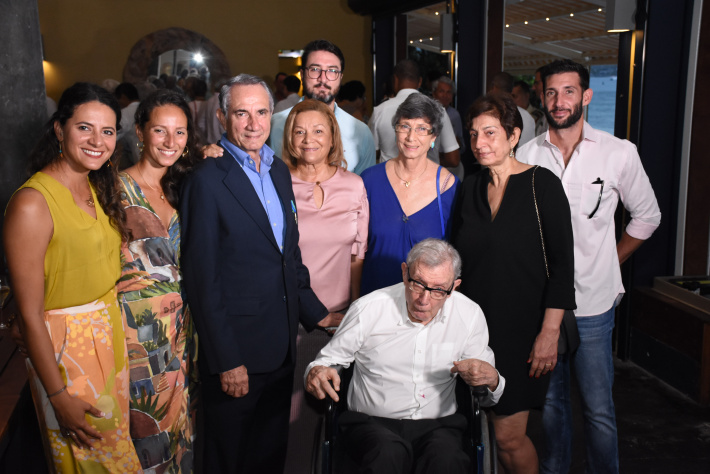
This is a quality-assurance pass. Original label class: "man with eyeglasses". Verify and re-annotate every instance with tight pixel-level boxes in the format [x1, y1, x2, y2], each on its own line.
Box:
[517, 59, 661, 474]
[305, 238, 504, 473]
[268, 39, 376, 175]
[369, 59, 461, 167]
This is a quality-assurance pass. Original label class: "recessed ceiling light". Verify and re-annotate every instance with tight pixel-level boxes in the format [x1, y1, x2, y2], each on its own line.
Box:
[419, 39, 423, 42]
[409, 40, 413, 44]
[430, 37, 433, 41]
[546, 17, 550, 21]
[505, 24, 510, 28]
[570, 13, 574, 17]
[598, 8, 603, 12]
[435, 12, 439, 16]
[524, 21, 528, 25]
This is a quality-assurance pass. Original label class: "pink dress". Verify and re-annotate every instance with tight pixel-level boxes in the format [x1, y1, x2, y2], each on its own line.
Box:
[285, 167, 369, 472]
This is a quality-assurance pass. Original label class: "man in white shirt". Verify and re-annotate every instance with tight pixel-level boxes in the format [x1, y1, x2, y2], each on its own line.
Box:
[517, 59, 661, 474]
[369, 60, 460, 167]
[305, 239, 504, 474]
[269, 39, 375, 175]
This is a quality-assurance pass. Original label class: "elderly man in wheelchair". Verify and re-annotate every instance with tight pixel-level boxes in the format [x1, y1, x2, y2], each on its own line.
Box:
[305, 238, 505, 474]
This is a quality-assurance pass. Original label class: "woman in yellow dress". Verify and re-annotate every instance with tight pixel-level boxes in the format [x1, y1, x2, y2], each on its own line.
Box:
[3, 82, 141, 472]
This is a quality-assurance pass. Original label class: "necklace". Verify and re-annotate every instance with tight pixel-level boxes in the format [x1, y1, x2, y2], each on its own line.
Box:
[393, 159, 428, 188]
[86, 196, 95, 207]
[137, 165, 165, 201]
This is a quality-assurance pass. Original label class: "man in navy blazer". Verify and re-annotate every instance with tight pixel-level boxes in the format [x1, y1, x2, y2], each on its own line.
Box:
[180, 74, 342, 473]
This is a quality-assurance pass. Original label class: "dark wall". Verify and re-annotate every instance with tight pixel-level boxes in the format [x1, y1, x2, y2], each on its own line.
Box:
[0, 0, 47, 269]
[683, 0, 710, 275]
[632, 0, 696, 286]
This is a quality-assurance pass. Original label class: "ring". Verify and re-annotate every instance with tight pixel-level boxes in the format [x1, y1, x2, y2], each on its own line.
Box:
[545, 363, 551, 366]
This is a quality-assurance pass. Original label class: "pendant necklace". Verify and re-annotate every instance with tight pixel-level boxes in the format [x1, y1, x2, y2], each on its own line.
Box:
[137, 165, 165, 201]
[393, 159, 428, 188]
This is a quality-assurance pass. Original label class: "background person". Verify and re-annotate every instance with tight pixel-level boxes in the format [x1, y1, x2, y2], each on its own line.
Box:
[281, 98, 369, 470]
[274, 75, 301, 113]
[454, 93, 575, 474]
[360, 93, 459, 295]
[117, 89, 202, 472]
[3, 82, 141, 472]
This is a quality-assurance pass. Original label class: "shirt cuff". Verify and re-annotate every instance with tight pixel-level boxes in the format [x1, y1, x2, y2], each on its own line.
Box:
[625, 219, 660, 241]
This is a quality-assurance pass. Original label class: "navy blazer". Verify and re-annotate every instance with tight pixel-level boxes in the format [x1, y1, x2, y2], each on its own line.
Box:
[180, 146, 328, 375]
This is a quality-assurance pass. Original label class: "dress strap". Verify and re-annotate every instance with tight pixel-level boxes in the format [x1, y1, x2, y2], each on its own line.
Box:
[436, 166, 445, 239]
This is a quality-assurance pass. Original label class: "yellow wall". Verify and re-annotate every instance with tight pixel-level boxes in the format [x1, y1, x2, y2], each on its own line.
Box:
[38, 0, 373, 102]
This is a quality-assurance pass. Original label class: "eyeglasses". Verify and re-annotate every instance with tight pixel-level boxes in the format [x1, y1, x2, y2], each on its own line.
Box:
[304, 66, 342, 81]
[407, 269, 454, 300]
[588, 177, 604, 219]
[394, 124, 434, 136]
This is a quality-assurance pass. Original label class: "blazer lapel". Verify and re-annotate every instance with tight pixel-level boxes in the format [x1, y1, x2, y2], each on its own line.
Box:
[270, 161, 297, 252]
[218, 149, 281, 251]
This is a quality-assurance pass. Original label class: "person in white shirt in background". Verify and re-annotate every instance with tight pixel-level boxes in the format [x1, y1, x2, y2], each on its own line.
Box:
[369, 59, 460, 168]
[512, 80, 546, 138]
[273, 75, 301, 113]
[114, 82, 141, 168]
[432, 76, 465, 180]
[305, 238, 504, 474]
[517, 59, 661, 474]
[489, 72, 536, 147]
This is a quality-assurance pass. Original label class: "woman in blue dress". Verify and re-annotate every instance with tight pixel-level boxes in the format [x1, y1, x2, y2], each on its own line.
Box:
[361, 93, 459, 294]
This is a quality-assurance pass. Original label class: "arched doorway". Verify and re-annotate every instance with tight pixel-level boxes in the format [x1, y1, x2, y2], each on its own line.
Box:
[122, 27, 231, 83]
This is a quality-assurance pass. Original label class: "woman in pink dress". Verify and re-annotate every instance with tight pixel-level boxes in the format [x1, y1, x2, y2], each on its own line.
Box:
[282, 99, 369, 469]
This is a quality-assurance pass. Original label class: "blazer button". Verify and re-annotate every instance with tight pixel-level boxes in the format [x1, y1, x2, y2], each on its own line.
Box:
[283, 296, 287, 302]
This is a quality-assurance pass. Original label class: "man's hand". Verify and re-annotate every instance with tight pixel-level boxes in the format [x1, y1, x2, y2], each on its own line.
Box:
[305, 366, 341, 402]
[451, 359, 499, 391]
[317, 312, 344, 330]
[220, 365, 249, 398]
[201, 144, 224, 159]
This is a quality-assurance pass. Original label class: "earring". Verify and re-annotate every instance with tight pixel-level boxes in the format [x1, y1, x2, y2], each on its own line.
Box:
[137, 141, 144, 154]
[508, 149, 514, 158]
[58, 142, 63, 157]
[430, 141, 436, 150]
[182, 148, 189, 158]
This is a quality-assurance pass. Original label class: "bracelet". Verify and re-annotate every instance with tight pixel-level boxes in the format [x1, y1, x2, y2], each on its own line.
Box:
[47, 385, 67, 399]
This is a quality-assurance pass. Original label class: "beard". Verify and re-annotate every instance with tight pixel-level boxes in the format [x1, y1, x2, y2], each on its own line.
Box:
[545, 99, 584, 130]
[304, 82, 339, 105]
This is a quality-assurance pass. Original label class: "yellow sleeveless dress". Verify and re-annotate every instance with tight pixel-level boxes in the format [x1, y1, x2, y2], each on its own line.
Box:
[20, 172, 142, 473]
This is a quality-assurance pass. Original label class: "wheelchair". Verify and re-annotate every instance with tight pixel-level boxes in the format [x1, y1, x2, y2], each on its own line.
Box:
[311, 365, 498, 474]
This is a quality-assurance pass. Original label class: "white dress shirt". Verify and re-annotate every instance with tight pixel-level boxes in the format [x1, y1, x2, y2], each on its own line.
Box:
[517, 106, 536, 147]
[517, 122, 661, 316]
[306, 283, 505, 420]
[369, 89, 459, 163]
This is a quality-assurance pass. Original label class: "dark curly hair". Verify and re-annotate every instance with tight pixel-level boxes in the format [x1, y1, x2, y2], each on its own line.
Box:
[134, 89, 202, 209]
[465, 93, 523, 151]
[28, 82, 129, 241]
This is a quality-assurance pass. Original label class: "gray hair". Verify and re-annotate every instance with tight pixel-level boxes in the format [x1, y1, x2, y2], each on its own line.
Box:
[391, 93, 445, 137]
[406, 238, 462, 279]
[432, 76, 456, 95]
[219, 74, 275, 116]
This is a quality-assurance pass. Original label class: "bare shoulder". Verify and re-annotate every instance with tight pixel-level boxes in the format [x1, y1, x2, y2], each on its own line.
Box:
[3, 187, 53, 248]
[438, 167, 456, 192]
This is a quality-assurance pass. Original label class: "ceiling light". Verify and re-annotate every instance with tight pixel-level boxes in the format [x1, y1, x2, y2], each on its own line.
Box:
[524, 21, 528, 25]
[599, 8, 603, 12]
[409, 40, 413, 44]
[435, 12, 439, 15]
[193, 53, 204, 63]
[546, 17, 550, 21]
[419, 39, 423, 42]
[505, 24, 510, 27]
[570, 13, 574, 17]
[430, 37, 433, 41]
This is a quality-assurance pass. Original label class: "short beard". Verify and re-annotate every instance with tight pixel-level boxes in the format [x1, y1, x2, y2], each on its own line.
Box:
[545, 100, 584, 130]
[304, 83, 338, 105]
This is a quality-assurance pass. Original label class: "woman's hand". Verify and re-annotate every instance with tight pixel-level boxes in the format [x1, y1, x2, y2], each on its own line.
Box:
[528, 326, 560, 378]
[201, 144, 224, 159]
[527, 307, 565, 378]
[50, 391, 104, 448]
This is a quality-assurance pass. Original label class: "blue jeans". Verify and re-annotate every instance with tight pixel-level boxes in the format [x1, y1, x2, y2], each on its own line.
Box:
[540, 306, 619, 474]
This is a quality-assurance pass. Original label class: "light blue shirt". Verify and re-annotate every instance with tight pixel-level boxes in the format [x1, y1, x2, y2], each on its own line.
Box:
[268, 99, 376, 176]
[221, 135, 285, 252]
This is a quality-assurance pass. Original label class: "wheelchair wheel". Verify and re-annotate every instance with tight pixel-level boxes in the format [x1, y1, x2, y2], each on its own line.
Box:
[478, 408, 498, 474]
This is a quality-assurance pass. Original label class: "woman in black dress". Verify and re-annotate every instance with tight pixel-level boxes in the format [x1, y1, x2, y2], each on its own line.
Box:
[453, 94, 575, 474]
